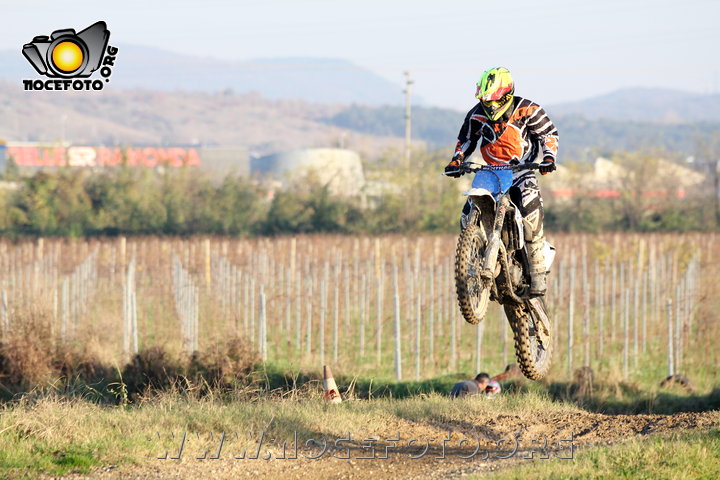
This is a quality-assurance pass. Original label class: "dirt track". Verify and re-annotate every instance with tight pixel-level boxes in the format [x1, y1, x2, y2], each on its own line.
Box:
[77, 409, 718, 480]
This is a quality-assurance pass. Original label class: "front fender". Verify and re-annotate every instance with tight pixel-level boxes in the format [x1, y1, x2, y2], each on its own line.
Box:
[463, 187, 495, 198]
[463, 189, 497, 229]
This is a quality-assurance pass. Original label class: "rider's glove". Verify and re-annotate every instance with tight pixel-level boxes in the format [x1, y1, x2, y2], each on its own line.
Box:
[444, 154, 465, 177]
[539, 159, 556, 175]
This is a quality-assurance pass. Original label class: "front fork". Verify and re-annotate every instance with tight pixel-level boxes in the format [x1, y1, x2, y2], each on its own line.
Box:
[479, 195, 509, 287]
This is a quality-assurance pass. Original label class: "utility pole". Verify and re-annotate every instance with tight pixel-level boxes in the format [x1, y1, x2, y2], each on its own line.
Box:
[403, 71, 413, 168]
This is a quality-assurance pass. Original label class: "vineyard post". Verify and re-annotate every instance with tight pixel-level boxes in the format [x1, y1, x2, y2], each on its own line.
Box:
[320, 263, 328, 365]
[183, 264, 189, 353]
[666, 298, 674, 376]
[611, 261, 617, 344]
[285, 268, 292, 336]
[131, 288, 138, 356]
[450, 302, 457, 371]
[599, 257, 606, 356]
[204, 238, 211, 286]
[675, 283, 682, 374]
[687, 257, 694, 343]
[259, 285, 267, 362]
[333, 267, 339, 363]
[130, 258, 138, 355]
[61, 278, 69, 344]
[123, 276, 130, 363]
[648, 241, 656, 335]
[265, 262, 276, 336]
[243, 272, 250, 338]
[344, 262, 351, 332]
[476, 318, 484, 374]
[290, 237, 296, 283]
[567, 251, 575, 377]
[633, 263, 640, 368]
[250, 279, 256, 346]
[415, 289, 421, 380]
[656, 254, 665, 338]
[439, 262, 446, 345]
[619, 260, 626, 362]
[689, 255, 698, 331]
[364, 261, 371, 360]
[623, 286, 629, 379]
[428, 263, 435, 360]
[193, 286, 199, 352]
[306, 274, 312, 357]
[404, 255, 413, 367]
[353, 247, 360, 337]
[359, 273, 366, 358]
[393, 262, 402, 381]
[642, 267, 648, 353]
[119, 236, 126, 272]
[1, 290, 8, 339]
[52, 273, 58, 326]
[295, 269, 301, 352]
[71, 270, 77, 336]
[376, 261, 384, 364]
[582, 247, 589, 367]
[555, 258, 563, 327]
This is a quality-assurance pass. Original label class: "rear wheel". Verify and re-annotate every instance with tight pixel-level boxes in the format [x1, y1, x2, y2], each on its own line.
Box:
[505, 298, 553, 380]
[455, 224, 490, 324]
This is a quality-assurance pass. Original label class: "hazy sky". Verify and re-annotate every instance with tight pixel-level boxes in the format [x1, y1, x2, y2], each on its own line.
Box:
[3, 0, 719, 109]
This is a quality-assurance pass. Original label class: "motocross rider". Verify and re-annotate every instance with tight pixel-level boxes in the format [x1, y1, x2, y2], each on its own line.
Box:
[445, 67, 558, 296]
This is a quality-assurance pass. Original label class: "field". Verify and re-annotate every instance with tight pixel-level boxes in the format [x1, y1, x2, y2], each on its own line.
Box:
[0, 233, 718, 478]
[1, 233, 717, 383]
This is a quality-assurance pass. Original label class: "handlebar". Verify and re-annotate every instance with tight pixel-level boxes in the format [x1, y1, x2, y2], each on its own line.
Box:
[443, 161, 553, 176]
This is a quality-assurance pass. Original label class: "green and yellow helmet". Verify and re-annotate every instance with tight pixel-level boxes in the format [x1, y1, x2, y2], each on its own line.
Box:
[475, 67, 515, 121]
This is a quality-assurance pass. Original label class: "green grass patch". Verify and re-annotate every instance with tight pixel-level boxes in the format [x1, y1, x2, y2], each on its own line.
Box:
[486, 429, 720, 480]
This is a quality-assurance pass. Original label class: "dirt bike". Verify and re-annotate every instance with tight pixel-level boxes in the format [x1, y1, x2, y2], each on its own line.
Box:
[445, 161, 555, 380]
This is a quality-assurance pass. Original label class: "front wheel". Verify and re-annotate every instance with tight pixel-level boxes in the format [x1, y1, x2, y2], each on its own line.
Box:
[505, 298, 553, 380]
[455, 223, 490, 325]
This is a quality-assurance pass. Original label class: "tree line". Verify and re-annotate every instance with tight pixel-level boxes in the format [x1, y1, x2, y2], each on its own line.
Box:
[0, 150, 713, 238]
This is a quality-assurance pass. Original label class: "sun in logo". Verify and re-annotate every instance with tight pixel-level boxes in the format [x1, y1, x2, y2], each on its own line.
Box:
[51, 41, 84, 73]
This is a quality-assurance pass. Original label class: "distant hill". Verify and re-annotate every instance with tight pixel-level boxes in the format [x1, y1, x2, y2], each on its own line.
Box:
[324, 104, 465, 147]
[547, 88, 720, 124]
[0, 82, 402, 157]
[1, 77, 718, 162]
[0, 45, 407, 106]
[321, 103, 720, 158]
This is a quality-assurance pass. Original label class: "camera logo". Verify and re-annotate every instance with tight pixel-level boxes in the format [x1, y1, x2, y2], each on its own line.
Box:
[22, 21, 118, 91]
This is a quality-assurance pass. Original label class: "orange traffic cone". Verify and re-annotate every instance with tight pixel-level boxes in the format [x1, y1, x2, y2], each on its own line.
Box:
[323, 365, 342, 403]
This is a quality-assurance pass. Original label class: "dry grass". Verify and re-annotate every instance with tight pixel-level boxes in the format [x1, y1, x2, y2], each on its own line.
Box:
[2, 386, 716, 479]
[0, 320, 259, 403]
[0, 310, 56, 392]
[0, 388, 579, 478]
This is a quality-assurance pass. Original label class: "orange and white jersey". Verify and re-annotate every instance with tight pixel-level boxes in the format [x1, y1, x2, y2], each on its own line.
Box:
[455, 96, 559, 166]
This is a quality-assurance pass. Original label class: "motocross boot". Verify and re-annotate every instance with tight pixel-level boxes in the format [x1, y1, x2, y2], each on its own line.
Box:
[527, 239, 547, 296]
